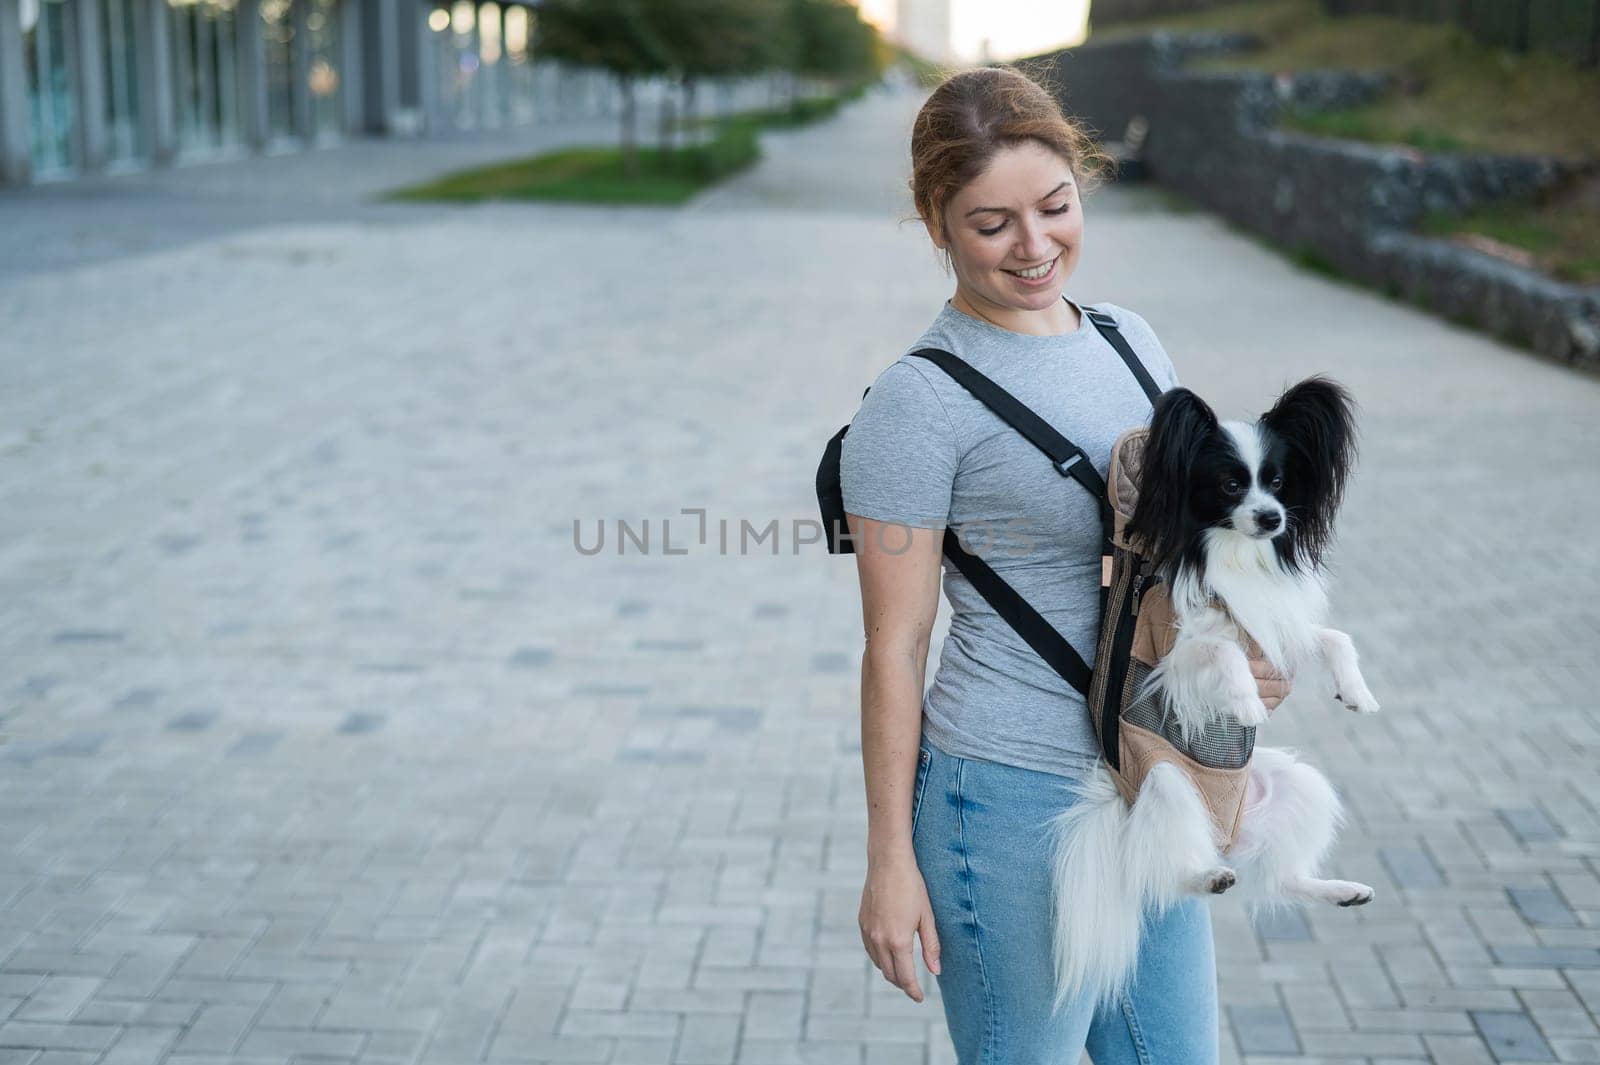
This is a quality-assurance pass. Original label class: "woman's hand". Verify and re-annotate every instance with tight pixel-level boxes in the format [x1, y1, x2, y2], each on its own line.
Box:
[1250, 654, 1292, 712]
[859, 850, 941, 1002]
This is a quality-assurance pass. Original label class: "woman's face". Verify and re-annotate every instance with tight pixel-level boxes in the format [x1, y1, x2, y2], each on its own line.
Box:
[929, 140, 1083, 322]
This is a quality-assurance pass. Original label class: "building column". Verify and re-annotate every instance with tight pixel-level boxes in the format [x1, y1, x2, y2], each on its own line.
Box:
[475, 1, 497, 129]
[138, 0, 176, 163]
[0, 0, 30, 185]
[416, 2, 441, 133]
[394, 0, 420, 131]
[290, 0, 311, 138]
[75, 0, 110, 171]
[360, 0, 399, 133]
[339, 0, 362, 133]
[235, 0, 268, 150]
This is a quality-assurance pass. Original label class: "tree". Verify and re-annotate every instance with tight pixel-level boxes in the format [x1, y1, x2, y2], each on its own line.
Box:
[789, 0, 884, 85]
[654, 0, 791, 87]
[535, 0, 674, 175]
[650, 0, 790, 143]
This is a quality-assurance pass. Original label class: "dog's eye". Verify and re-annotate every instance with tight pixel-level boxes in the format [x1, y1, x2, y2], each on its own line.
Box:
[1269, 475, 1283, 490]
[1223, 478, 1243, 496]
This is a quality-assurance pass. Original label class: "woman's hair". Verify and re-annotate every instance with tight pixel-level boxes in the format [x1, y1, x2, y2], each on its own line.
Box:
[910, 66, 1112, 242]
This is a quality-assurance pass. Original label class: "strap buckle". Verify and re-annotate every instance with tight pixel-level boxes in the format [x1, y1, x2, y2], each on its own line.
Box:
[1054, 453, 1084, 477]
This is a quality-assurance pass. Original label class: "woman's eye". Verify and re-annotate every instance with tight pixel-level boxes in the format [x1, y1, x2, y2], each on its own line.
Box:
[978, 204, 1069, 237]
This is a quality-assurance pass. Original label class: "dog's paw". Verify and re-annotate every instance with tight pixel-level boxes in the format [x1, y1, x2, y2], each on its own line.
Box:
[1229, 697, 1271, 728]
[1188, 867, 1237, 895]
[1335, 882, 1375, 907]
[1335, 685, 1380, 715]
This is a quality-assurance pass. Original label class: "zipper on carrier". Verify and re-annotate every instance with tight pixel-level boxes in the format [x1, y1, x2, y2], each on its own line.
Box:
[1128, 562, 1160, 617]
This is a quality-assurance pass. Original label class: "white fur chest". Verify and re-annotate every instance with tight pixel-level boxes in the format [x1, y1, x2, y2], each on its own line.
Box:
[1175, 531, 1329, 675]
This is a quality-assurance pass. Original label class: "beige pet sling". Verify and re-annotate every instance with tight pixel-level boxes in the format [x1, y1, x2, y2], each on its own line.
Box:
[1090, 427, 1257, 849]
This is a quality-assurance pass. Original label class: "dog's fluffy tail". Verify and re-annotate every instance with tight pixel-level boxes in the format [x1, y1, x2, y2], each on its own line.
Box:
[1049, 764, 1141, 1013]
[1050, 761, 1225, 1013]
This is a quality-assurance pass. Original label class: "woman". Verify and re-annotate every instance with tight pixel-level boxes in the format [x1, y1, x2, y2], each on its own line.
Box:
[841, 68, 1289, 1063]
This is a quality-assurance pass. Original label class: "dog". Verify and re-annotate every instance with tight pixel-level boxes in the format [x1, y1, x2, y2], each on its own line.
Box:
[1049, 376, 1379, 1012]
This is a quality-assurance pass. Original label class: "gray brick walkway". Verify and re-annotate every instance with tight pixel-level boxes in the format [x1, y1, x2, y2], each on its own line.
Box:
[2, 84, 1598, 1065]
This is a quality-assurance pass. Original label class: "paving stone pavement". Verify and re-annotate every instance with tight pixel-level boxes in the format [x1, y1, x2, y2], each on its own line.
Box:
[1, 84, 1598, 1065]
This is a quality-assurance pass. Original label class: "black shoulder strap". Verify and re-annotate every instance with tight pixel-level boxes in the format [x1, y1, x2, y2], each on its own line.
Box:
[905, 348, 1100, 695]
[1085, 307, 1163, 402]
[898, 306, 1164, 706]
[939, 528, 1094, 696]
[907, 348, 1110, 515]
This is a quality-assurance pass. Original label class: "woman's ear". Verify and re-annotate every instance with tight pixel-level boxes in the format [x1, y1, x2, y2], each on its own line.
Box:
[923, 216, 947, 251]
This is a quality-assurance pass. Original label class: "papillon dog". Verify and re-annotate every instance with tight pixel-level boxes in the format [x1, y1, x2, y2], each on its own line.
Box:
[1049, 376, 1380, 1011]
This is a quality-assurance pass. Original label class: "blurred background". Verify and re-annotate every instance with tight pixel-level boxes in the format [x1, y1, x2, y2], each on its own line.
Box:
[1, 2, 1598, 1064]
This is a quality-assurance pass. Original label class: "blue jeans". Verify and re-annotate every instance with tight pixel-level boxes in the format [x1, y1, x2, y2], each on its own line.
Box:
[912, 736, 1219, 1064]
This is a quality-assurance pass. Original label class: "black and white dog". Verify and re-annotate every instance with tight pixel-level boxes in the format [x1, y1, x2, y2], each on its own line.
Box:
[1050, 377, 1380, 1011]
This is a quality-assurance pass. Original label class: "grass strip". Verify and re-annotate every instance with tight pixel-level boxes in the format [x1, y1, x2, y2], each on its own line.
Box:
[387, 87, 861, 206]
[1093, 0, 1600, 162]
[1421, 190, 1600, 286]
[1084, 0, 1599, 286]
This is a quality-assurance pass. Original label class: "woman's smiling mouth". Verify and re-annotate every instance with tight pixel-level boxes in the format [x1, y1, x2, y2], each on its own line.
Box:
[1002, 254, 1061, 284]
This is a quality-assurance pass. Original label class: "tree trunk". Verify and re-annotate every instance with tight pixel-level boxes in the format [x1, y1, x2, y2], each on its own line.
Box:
[683, 79, 698, 144]
[620, 75, 638, 179]
[659, 81, 676, 156]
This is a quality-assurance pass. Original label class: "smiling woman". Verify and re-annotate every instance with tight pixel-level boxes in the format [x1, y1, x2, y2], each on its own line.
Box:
[933, 141, 1086, 333]
[908, 69, 1111, 336]
[843, 65, 1249, 1064]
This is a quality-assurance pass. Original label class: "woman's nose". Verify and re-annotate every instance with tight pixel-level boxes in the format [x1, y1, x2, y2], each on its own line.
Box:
[1014, 218, 1052, 262]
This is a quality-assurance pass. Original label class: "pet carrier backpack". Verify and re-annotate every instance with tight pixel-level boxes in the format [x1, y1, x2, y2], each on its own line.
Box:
[816, 307, 1258, 847]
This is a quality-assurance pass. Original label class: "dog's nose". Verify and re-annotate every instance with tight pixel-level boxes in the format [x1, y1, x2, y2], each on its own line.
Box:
[1255, 509, 1282, 532]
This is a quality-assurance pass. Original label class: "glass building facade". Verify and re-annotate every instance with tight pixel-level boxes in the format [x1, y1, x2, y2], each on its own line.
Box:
[99, 0, 144, 165]
[0, 0, 603, 186]
[305, 0, 339, 141]
[22, 0, 77, 176]
[426, 0, 544, 132]
[169, 0, 243, 157]
[259, 0, 292, 143]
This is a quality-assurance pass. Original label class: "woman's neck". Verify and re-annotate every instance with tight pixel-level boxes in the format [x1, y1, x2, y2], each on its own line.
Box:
[949, 286, 1080, 337]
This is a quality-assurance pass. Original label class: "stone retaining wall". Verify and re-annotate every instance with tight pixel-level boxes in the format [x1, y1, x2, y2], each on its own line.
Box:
[1034, 33, 1600, 367]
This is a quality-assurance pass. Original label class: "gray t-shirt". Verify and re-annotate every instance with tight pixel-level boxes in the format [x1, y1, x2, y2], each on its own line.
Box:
[840, 296, 1180, 777]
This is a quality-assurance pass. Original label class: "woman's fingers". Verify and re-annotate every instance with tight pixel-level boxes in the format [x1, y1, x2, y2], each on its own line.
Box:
[866, 933, 926, 1001]
[861, 930, 920, 1001]
[920, 908, 941, 976]
[889, 941, 924, 1002]
[858, 870, 938, 1002]
[1249, 655, 1291, 712]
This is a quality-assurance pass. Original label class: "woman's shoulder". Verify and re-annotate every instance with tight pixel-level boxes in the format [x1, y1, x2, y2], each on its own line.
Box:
[855, 357, 959, 436]
[841, 353, 963, 527]
[1084, 300, 1155, 334]
[859, 307, 969, 411]
[1082, 300, 1180, 390]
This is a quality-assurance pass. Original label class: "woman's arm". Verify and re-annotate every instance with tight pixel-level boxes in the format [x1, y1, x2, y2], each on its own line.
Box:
[850, 513, 944, 1002]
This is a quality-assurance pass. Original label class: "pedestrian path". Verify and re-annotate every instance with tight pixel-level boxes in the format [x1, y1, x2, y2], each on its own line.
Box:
[0, 84, 1596, 1065]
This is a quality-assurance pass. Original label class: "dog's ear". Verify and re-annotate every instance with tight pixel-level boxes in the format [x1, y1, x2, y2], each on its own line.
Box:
[1261, 375, 1359, 563]
[1128, 388, 1217, 573]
